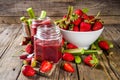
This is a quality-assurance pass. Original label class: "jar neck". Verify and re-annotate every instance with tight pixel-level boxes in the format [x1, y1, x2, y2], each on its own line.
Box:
[36, 25, 61, 40]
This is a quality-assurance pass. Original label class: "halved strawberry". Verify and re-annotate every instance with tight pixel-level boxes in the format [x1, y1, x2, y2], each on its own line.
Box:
[63, 62, 74, 73]
[40, 61, 53, 73]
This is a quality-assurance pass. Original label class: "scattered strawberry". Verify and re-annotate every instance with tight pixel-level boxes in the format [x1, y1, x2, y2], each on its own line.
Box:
[74, 9, 83, 16]
[73, 18, 81, 26]
[98, 40, 109, 50]
[19, 54, 28, 60]
[83, 55, 99, 67]
[63, 53, 75, 62]
[92, 21, 103, 31]
[25, 42, 34, 54]
[40, 61, 53, 73]
[63, 62, 74, 73]
[80, 22, 91, 31]
[22, 65, 35, 77]
[73, 26, 79, 31]
[67, 43, 78, 49]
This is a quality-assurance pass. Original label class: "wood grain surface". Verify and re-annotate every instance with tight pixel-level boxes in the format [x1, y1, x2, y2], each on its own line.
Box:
[0, 24, 120, 80]
[0, 0, 120, 24]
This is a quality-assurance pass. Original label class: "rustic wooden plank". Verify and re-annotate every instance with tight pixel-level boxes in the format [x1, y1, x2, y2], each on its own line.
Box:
[0, 0, 120, 17]
[0, 25, 24, 80]
[0, 16, 120, 24]
[0, 24, 21, 58]
[77, 62, 110, 80]
[58, 61, 78, 80]
[101, 25, 120, 79]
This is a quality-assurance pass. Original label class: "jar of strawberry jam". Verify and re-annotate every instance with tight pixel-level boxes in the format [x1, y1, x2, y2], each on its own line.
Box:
[34, 24, 62, 63]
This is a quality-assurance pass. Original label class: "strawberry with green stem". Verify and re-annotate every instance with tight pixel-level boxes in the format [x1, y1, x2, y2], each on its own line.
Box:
[83, 54, 99, 67]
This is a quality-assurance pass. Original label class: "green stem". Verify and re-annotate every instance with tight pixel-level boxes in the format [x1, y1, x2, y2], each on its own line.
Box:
[67, 6, 73, 20]
[63, 48, 102, 55]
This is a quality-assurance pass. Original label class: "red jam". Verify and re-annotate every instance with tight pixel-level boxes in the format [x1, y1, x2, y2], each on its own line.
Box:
[34, 26, 62, 63]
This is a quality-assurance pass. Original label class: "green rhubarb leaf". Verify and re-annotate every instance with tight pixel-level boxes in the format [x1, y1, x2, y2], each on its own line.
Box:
[82, 8, 89, 13]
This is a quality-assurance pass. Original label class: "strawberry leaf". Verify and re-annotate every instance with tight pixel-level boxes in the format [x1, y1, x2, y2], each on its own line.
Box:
[82, 8, 89, 13]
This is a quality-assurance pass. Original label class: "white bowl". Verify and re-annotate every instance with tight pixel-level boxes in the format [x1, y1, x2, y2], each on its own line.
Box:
[60, 27, 104, 49]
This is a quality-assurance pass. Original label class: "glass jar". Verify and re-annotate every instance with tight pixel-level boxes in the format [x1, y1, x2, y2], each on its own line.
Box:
[31, 17, 51, 42]
[34, 25, 62, 63]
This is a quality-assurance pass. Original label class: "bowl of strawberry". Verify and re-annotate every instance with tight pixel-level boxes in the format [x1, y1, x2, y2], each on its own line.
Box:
[55, 6, 104, 49]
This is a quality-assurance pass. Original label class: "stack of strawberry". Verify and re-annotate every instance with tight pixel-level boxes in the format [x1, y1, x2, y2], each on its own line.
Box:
[55, 6, 103, 32]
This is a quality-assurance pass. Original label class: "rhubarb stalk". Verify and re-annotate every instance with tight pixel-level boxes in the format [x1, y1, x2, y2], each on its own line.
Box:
[27, 8, 35, 19]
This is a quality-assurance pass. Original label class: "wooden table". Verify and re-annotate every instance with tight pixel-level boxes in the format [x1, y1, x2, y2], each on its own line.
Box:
[0, 24, 120, 80]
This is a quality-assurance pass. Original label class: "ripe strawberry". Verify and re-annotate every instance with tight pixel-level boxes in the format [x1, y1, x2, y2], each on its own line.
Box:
[22, 65, 35, 77]
[73, 26, 79, 31]
[98, 40, 109, 50]
[63, 53, 74, 62]
[92, 21, 103, 31]
[19, 54, 28, 60]
[40, 61, 53, 73]
[83, 55, 99, 67]
[25, 43, 33, 54]
[73, 18, 81, 26]
[88, 16, 94, 20]
[67, 43, 78, 49]
[82, 13, 89, 20]
[63, 62, 74, 73]
[80, 22, 91, 31]
[74, 9, 83, 16]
